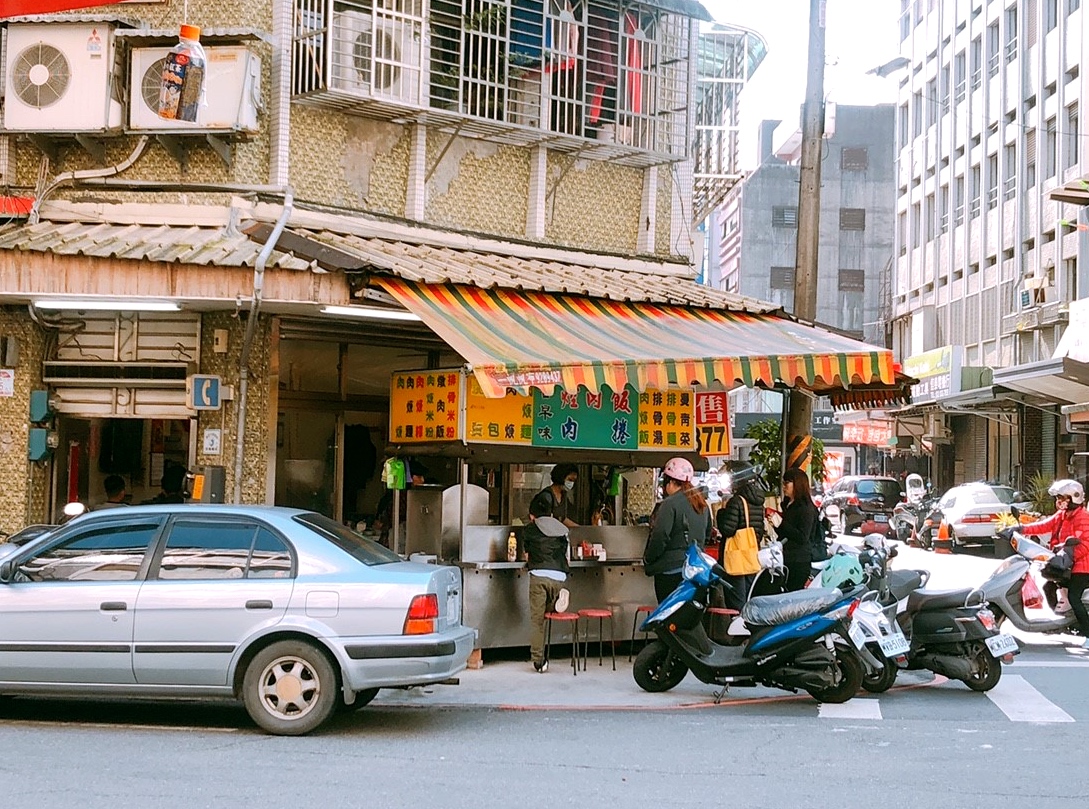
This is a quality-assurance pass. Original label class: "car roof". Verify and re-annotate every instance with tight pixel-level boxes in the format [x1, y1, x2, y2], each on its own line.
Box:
[69, 504, 315, 523]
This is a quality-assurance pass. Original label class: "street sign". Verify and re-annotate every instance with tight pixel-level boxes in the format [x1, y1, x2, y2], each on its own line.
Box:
[188, 374, 222, 410]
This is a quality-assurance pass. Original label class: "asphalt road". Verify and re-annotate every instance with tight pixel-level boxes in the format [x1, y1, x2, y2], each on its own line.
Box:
[2, 537, 1086, 809]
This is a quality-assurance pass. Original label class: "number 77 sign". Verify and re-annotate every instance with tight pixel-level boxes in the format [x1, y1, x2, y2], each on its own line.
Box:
[695, 391, 731, 458]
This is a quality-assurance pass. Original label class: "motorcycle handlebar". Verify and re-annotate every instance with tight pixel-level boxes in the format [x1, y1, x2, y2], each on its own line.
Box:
[712, 562, 729, 580]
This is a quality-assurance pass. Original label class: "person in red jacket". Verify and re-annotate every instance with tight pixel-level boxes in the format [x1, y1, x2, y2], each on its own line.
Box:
[1007, 479, 1089, 646]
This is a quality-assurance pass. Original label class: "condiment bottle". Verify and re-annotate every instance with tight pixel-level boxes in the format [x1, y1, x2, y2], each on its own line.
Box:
[507, 531, 518, 562]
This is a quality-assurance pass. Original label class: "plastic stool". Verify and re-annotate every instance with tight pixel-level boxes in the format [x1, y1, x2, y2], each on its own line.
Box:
[544, 611, 581, 675]
[629, 605, 656, 661]
[578, 608, 616, 671]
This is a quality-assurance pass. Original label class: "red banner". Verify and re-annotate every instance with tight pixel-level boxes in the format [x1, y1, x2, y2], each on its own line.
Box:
[2, 0, 119, 18]
[842, 421, 894, 447]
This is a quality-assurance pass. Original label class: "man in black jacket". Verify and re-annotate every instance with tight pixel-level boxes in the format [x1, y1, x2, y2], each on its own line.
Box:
[524, 508, 571, 673]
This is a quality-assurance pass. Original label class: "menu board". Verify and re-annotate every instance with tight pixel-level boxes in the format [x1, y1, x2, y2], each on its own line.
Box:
[532, 385, 639, 450]
[637, 388, 696, 452]
[389, 370, 463, 443]
[465, 376, 533, 444]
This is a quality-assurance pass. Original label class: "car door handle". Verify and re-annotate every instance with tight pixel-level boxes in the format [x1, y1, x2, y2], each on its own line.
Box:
[100, 601, 128, 611]
[246, 600, 274, 610]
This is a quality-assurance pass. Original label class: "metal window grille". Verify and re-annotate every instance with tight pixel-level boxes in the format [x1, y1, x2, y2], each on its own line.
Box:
[770, 266, 795, 289]
[838, 269, 865, 293]
[841, 147, 868, 170]
[839, 208, 866, 230]
[772, 206, 798, 227]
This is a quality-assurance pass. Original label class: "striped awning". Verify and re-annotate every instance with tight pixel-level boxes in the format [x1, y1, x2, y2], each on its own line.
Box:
[379, 278, 897, 398]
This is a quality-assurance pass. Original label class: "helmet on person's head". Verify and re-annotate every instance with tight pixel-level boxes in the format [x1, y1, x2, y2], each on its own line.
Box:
[819, 553, 865, 591]
[663, 457, 695, 483]
[1048, 479, 1085, 505]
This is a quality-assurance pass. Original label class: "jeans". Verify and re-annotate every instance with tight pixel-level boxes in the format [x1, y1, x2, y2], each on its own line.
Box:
[529, 575, 564, 665]
[1068, 573, 1089, 638]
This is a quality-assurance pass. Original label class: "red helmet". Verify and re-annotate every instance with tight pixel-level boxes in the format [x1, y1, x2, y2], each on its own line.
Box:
[663, 457, 695, 483]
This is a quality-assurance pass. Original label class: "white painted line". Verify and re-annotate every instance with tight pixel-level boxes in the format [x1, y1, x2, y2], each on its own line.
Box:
[985, 675, 1074, 723]
[819, 699, 882, 720]
[1007, 661, 1089, 668]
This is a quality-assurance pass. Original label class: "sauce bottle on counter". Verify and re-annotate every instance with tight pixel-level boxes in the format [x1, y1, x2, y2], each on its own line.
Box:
[507, 531, 518, 562]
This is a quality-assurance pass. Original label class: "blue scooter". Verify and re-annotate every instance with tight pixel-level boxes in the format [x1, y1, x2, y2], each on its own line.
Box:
[634, 543, 865, 703]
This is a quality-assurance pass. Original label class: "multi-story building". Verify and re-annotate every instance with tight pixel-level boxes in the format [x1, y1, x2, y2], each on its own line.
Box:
[709, 105, 898, 473]
[891, 0, 1089, 491]
[0, 1, 893, 534]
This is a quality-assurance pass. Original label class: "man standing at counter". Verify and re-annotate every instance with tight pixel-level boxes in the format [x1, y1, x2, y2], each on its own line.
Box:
[524, 506, 572, 673]
[529, 463, 580, 527]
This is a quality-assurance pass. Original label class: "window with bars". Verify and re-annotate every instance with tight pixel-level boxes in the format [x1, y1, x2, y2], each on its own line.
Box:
[970, 165, 981, 217]
[986, 154, 998, 209]
[772, 206, 798, 228]
[839, 208, 866, 230]
[770, 266, 795, 289]
[1003, 144, 1016, 199]
[940, 65, 950, 117]
[954, 51, 966, 102]
[1026, 128, 1037, 186]
[986, 22, 1000, 76]
[913, 91, 923, 137]
[838, 269, 865, 292]
[970, 36, 982, 88]
[925, 194, 935, 241]
[1003, 7, 1017, 63]
[899, 211, 907, 255]
[1045, 116, 1057, 176]
[939, 184, 949, 233]
[1045, 0, 1059, 31]
[953, 175, 964, 226]
[841, 147, 869, 170]
[1066, 103, 1079, 168]
[899, 103, 910, 148]
[927, 79, 938, 127]
[911, 203, 921, 248]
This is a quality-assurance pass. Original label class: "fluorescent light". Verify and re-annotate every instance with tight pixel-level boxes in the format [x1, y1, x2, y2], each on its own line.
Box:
[34, 299, 181, 312]
[320, 305, 421, 322]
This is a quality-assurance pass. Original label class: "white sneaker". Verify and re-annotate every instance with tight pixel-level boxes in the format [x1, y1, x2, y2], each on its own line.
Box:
[555, 587, 570, 614]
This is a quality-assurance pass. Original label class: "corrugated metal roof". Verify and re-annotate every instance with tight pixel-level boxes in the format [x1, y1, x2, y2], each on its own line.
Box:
[1, 14, 140, 26]
[289, 227, 778, 312]
[0, 219, 313, 271]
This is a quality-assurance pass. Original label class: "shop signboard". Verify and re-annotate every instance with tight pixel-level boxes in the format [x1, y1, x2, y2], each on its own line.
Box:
[638, 388, 696, 452]
[823, 450, 846, 484]
[694, 391, 731, 457]
[465, 376, 533, 444]
[903, 345, 963, 403]
[842, 420, 894, 446]
[533, 384, 639, 450]
[389, 370, 463, 442]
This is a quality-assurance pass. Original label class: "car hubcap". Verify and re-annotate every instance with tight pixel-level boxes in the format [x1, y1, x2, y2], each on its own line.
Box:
[258, 656, 320, 720]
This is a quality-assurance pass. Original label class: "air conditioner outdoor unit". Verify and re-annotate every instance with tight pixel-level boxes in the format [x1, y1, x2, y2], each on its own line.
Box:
[3, 23, 122, 132]
[330, 9, 423, 105]
[128, 45, 261, 132]
[923, 412, 953, 444]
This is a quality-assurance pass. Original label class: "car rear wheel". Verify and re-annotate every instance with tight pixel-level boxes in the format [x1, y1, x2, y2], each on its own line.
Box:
[242, 640, 338, 735]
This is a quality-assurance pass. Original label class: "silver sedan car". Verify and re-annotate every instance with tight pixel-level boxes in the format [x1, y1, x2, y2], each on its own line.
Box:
[0, 505, 475, 735]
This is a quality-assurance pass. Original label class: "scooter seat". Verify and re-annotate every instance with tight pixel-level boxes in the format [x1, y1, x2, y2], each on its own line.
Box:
[888, 569, 925, 601]
[742, 587, 845, 626]
[905, 587, 974, 613]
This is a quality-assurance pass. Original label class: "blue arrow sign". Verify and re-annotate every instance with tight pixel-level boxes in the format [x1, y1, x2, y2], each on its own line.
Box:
[189, 374, 222, 410]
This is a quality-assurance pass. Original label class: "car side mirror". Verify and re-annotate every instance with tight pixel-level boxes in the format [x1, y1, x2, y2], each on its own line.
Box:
[0, 560, 14, 584]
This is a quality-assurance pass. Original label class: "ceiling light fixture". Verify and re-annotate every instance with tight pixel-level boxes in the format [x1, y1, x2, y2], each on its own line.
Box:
[33, 299, 182, 312]
[320, 305, 421, 322]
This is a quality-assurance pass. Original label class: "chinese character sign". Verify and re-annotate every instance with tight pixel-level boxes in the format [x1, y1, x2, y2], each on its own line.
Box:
[465, 376, 533, 444]
[533, 385, 638, 450]
[842, 421, 894, 446]
[694, 392, 731, 457]
[637, 388, 695, 452]
[389, 370, 463, 443]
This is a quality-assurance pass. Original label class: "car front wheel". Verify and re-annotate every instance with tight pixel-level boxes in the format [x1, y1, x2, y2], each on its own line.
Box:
[242, 640, 338, 736]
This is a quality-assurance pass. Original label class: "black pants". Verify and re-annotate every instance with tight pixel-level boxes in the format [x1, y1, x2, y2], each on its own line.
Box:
[783, 554, 811, 593]
[1068, 573, 1089, 638]
[654, 572, 683, 603]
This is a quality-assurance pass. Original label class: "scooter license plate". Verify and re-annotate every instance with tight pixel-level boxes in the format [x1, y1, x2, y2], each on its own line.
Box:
[847, 621, 867, 649]
[878, 633, 911, 658]
[984, 633, 1020, 657]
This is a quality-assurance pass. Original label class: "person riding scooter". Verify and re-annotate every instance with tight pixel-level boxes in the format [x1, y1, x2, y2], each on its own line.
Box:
[998, 479, 1089, 647]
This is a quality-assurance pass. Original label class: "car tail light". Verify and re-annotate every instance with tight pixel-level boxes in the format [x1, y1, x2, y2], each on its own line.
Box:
[847, 495, 860, 506]
[403, 594, 439, 635]
[962, 514, 999, 524]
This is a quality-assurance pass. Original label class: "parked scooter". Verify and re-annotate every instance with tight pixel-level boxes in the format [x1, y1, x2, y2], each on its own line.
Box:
[633, 542, 865, 703]
[818, 534, 1018, 691]
[975, 529, 1087, 637]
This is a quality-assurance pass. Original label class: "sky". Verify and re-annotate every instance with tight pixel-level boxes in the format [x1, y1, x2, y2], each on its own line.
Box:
[703, 0, 902, 169]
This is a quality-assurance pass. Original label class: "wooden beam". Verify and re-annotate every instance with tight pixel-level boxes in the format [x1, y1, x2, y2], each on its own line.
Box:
[242, 222, 368, 271]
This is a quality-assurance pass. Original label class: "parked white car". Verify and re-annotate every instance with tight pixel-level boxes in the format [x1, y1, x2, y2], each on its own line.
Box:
[937, 483, 1027, 549]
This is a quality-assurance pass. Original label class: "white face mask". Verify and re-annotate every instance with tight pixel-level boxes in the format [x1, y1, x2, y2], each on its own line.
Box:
[564, 480, 575, 491]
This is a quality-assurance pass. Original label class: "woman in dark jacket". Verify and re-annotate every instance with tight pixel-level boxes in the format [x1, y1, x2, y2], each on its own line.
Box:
[716, 473, 767, 604]
[643, 457, 712, 602]
[778, 468, 819, 592]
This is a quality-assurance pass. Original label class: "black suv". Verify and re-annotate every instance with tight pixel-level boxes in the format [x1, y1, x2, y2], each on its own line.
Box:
[822, 476, 903, 536]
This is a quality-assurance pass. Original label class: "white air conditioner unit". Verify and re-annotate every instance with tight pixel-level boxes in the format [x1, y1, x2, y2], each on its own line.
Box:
[3, 23, 122, 132]
[1020, 277, 1049, 309]
[330, 10, 423, 105]
[923, 412, 953, 444]
[128, 45, 261, 132]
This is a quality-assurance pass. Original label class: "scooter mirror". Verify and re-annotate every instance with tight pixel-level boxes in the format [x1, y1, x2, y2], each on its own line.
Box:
[1010, 505, 1020, 519]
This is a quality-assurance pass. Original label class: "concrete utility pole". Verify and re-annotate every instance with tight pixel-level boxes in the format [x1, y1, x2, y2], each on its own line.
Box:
[785, 0, 827, 474]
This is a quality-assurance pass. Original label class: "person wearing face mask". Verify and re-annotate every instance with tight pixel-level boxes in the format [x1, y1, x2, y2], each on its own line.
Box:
[529, 463, 580, 528]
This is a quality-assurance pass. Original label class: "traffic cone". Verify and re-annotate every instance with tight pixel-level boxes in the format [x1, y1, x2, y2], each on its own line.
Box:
[934, 521, 953, 554]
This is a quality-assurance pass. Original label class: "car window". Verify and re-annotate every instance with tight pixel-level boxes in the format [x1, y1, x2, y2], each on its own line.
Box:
[971, 487, 1014, 505]
[17, 522, 160, 582]
[156, 520, 294, 580]
[294, 512, 402, 565]
[856, 480, 901, 498]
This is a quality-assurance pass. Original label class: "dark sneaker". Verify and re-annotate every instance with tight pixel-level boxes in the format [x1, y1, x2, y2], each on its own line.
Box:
[533, 660, 549, 673]
[555, 587, 571, 614]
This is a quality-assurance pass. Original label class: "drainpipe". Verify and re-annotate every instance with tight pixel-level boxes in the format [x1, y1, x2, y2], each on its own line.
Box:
[233, 188, 293, 504]
[28, 136, 150, 225]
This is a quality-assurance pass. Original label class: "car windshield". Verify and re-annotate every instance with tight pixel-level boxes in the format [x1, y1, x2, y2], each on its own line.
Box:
[974, 486, 1017, 504]
[293, 513, 403, 566]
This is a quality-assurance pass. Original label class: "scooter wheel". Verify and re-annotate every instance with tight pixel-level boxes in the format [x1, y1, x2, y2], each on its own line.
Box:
[861, 656, 898, 693]
[632, 640, 689, 693]
[806, 647, 864, 704]
[962, 641, 1002, 692]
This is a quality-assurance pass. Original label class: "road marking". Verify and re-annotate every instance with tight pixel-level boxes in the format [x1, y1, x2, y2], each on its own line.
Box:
[985, 675, 1074, 723]
[818, 699, 882, 720]
[1007, 660, 1089, 668]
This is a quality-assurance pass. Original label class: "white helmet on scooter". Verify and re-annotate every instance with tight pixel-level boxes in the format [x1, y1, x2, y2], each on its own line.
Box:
[1048, 479, 1085, 505]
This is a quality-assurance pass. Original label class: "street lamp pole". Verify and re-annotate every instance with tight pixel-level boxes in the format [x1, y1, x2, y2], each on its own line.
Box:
[786, 0, 827, 474]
